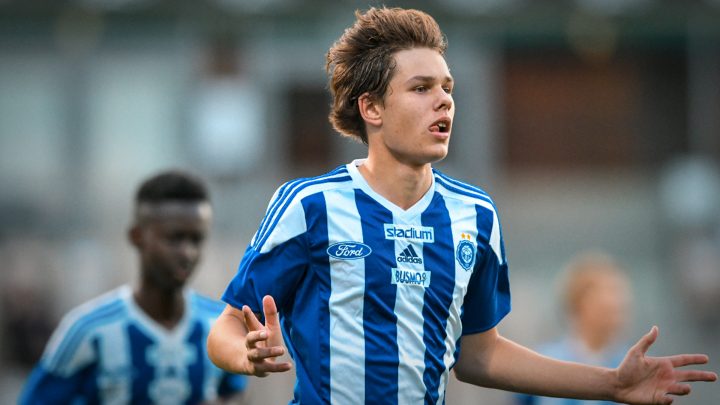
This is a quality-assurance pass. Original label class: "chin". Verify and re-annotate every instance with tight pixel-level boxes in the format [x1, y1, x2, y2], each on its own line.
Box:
[166, 273, 192, 289]
[426, 148, 449, 163]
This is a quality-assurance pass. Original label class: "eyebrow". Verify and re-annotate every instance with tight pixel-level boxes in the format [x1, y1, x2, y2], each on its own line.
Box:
[405, 75, 454, 85]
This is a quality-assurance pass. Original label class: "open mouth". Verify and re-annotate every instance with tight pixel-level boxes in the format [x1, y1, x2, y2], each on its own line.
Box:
[430, 119, 451, 133]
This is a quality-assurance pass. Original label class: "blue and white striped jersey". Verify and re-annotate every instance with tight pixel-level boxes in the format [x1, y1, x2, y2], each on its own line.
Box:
[223, 159, 511, 405]
[20, 285, 247, 404]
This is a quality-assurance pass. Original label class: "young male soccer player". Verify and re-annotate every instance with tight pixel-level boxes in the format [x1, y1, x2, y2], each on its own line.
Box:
[207, 7, 716, 404]
[20, 171, 246, 404]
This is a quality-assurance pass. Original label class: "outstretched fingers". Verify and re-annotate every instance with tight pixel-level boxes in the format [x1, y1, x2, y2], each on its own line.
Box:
[256, 356, 293, 373]
[617, 327, 717, 405]
[674, 368, 718, 383]
[665, 353, 717, 383]
[665, 383, 692, 396]
[263, 295, 281, 331]
[242, 298, 293, 376]
[632, 325, 659, 356]
[243, 305, 267, 351]
[245, 329, 268, 349]
[243, 305, 265, 332]
[246, 343, 290, 374]
[656, 397, 674, 405]
[668, 354, 708, 368]
[260, 295, 292, 372]
[247, 344, 284, 361]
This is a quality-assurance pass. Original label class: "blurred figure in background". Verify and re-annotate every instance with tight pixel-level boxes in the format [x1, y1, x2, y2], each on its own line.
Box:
[516, 251, 632, 405]
[19, 170, 247, 404]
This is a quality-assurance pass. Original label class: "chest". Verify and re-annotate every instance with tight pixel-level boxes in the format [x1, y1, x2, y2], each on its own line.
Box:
[310, 205, 479, 300]
[91, 321, 218, 402]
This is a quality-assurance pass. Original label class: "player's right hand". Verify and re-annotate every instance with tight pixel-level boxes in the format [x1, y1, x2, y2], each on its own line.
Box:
[242, 295, 292, 377]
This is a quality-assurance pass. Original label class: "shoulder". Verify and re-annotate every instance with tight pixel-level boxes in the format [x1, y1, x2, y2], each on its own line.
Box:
[270, 164, 354, 206]
[432, 169, 497, 213]
[41, 287, 129, 368]
[56, 287, 129, 335]
[251, 165, 354, 249]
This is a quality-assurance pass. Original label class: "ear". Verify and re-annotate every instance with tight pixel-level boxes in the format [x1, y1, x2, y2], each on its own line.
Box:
[128, 224, 143, 248]
[357, 93, 382, 128]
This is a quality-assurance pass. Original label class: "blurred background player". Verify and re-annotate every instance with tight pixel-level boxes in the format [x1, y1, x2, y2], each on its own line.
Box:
[516, 251, 633, 405]
[19, 170, 247, 404]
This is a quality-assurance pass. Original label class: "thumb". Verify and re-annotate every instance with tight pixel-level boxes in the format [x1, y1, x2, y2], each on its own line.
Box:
[635, 325, 658, 356]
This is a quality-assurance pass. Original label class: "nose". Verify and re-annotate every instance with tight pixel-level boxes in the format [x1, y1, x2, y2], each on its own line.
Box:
[178, 239, 200, 262]
[435, 88, 453, 111]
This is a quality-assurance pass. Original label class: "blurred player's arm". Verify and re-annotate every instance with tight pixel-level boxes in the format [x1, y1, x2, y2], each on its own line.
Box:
[19, 366, 86, 404]
[454, 326, 717, 404]
[18, 314, 93, 404]
[207, 295, 291, 377]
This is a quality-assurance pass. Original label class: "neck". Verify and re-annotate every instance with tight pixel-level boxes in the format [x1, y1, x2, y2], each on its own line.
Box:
[133, 283, 185, 330]
[359, 154, 433, 210]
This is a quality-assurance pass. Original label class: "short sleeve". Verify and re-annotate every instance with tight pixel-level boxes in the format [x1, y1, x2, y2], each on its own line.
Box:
[222, 184, 311, 314]
[460, 206, 511, 335]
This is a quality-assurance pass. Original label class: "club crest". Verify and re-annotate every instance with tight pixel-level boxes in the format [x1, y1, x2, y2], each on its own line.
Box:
[456, 234, 476, 271]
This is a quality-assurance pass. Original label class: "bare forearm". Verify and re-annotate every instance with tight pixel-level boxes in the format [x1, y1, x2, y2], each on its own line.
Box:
[455, 332, 618, 401]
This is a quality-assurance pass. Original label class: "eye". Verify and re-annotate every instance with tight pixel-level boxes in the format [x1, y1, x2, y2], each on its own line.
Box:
[167, 232, 204, 246]
[168, 233, 185, 244]
[191, 234, 205, 245]
[443, 85, 453, 94]
[414, 86, 428, 93]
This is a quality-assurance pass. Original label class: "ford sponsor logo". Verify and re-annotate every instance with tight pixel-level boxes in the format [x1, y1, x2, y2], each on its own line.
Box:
[327, 241, 372, 260]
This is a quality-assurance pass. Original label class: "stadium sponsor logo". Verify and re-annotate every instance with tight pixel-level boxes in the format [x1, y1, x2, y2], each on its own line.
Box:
[397, 245, 423, 264]
[456, 233, 476, 271]
[391, 268, 431, 288]
[384, 224, 435, 243]
[327, 241, 372, 260]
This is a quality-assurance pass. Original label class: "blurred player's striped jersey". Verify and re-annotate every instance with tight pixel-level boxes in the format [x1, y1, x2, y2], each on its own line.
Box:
[20, 286, 246, 404]
[223, 159, 511, 404]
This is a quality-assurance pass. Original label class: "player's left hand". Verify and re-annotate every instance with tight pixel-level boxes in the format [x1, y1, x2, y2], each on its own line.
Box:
[614, 326, 717, 404]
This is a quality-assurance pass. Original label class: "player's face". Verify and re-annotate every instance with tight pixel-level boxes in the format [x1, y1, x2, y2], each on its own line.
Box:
[133, 202, 212, 291]
[374, 47, 454, 166]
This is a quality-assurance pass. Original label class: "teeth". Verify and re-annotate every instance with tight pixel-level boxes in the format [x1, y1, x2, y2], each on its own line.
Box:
[438, 122, 446, 128]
